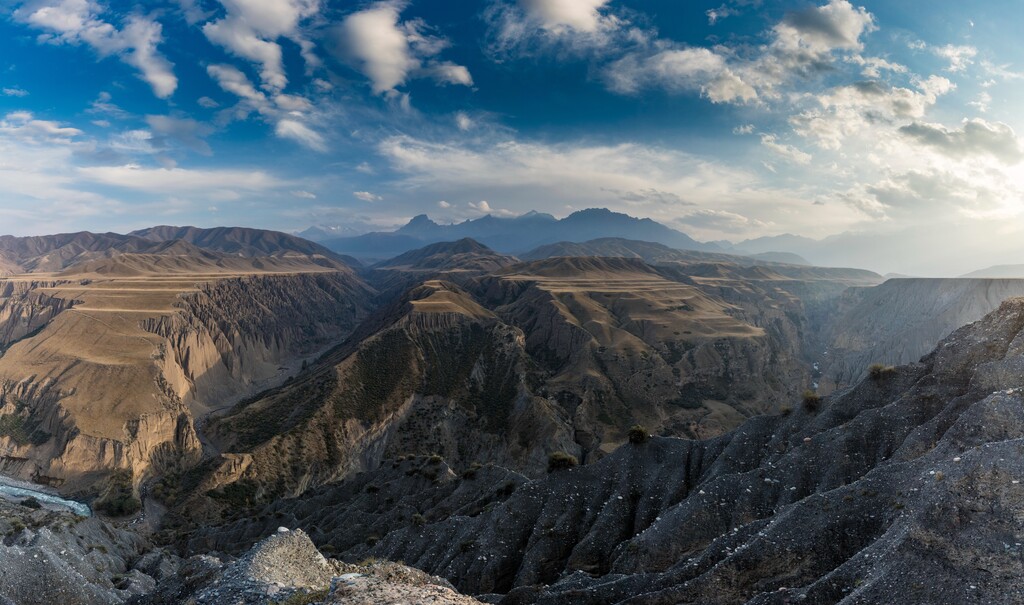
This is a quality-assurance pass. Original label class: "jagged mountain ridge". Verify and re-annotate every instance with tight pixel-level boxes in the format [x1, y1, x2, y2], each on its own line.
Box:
[322, 209, 723, 260]
[185, 296, 1024, 605]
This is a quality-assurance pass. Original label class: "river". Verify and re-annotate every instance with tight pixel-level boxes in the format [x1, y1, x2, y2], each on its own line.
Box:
[0, 475, 91, 517]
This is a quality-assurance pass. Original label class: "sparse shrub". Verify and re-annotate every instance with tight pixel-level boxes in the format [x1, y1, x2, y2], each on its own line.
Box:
[428, 454, 443, 465]
[411, 513, 427, 526]
[95, 470, 142, 517]
[868, 363, 896, 380]
[461, 462, 481, 480]
[364, 535, 379, 546]
[779, 405, 793, 416]
[547, 451, 579, 473]
[627, 425, 649, 445]
[274, 587, 329, 605]
[20, 497, 41, 510]
[459, 540, 476, 553]
[802, 390, 822, 412]
[365, 484, 380, 494]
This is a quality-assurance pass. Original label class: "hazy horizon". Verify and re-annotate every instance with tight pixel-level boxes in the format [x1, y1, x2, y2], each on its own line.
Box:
[2, 0, 1023, 276]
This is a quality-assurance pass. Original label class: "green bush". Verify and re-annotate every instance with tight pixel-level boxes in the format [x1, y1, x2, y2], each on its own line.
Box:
[868, 363, 896, 380]
[94, 470, 142, 517]
[802, 390, 822, 412]
[547, 451, 579, 473]
[627, 425, 649, 445]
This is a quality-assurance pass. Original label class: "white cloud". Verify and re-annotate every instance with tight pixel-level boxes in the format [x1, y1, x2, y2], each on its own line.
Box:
[848, 55, 907, 78]
[78, 164, 285, 192]
[205, 63, 325, 151]
[706, 5, 739, 25]
[437, 200, 451, 208]
[14, 1, 177, 98]
[484, 0, 635, 57]
[519, 0, 611, 33]
[1, 87, 29, 97]
[760, 134, 812, 164]
[335, 1, 472, 95]
[968, 91, 992, 113]
[207, 63, 268, 106]
[353, 190, 382, 202]
[933, 44, 977, 72]
[203, 0, 320, 92]
[791, 76, 954, 149]
[455, 112, 474, 131]
[605, 46, 756, 103]
[292, 190, 317, 199]
[197, 96, 220, 109]
[0, 111, 83, 143]
[603, 0, 876, 104]
[275, 119, 326, 151]
[899, 119, 1023, 164]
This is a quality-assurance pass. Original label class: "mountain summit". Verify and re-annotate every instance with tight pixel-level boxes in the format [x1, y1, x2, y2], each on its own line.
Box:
[321, 208, 720, 260]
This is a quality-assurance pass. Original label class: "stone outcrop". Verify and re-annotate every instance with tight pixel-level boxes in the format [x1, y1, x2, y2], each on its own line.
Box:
[818, 278, 1024, 392]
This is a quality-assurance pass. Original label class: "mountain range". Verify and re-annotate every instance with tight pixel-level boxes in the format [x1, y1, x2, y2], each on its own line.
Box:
[314, 208, 724, 261]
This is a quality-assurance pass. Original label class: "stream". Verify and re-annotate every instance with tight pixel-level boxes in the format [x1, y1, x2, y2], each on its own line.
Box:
[0, 476, 91, 517]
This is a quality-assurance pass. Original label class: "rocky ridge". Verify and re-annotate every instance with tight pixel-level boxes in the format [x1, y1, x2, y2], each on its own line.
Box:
[183, 297, 1024, 604]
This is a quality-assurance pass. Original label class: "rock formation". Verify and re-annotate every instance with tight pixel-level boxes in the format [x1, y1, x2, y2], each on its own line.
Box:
[182, 297, 1024, 604]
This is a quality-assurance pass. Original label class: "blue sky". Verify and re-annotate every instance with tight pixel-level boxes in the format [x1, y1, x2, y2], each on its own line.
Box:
[1, 0, 1023, 272]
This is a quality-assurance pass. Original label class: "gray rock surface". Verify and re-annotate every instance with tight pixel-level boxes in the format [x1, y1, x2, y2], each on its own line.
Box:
[185, 298, 1024, 604]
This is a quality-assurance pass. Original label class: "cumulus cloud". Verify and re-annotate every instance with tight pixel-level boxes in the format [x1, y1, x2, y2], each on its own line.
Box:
[604, 47, 756, 103]
[899, 119, 1023, 164]
[603, 0, 876, 103]
[203, 0, 320, 92]
[484, 0, 642, 58]
[14, 1, 177, 98]
[335, 1, 473, 95]
[791, 76, 954, 149]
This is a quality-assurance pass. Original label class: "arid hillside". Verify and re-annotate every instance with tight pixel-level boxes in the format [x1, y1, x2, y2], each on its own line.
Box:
[0, 229, 375, 500]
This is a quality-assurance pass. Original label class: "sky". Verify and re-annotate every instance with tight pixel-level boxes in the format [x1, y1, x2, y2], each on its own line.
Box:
[1, 0, 1023, 274]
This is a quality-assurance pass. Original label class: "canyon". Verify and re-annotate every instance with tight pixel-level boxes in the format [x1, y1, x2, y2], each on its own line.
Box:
[2, 227, 1024, 604]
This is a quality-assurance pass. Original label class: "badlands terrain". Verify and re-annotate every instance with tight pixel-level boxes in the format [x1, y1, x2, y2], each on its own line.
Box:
[1, 223, 1024, 604]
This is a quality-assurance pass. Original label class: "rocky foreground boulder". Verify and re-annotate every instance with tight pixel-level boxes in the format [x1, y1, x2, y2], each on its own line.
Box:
[133, 528, 481, 605]
[186, 298, 1024, 604]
